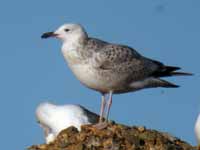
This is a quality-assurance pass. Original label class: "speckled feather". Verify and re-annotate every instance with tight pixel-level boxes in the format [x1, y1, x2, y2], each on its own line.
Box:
[75, 38, 170, 93]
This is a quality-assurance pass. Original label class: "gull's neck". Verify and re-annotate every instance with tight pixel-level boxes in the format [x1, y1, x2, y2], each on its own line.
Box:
[62, 32, 88, 52]
[61, 30, 88, 65]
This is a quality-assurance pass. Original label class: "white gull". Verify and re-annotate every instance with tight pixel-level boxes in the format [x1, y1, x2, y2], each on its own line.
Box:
[195, 113, 200, 144]
[36, 102, 99, 143]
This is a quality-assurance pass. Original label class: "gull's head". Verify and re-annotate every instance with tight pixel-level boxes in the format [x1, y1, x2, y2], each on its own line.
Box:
[36, 102, 57, 127]
[41, 23, 87, 42]
[36, 102, 58, 143]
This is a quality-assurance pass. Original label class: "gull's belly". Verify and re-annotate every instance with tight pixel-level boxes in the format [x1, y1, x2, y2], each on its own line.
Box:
[69, 64, 107, 91]
[68, 63, 117, 92]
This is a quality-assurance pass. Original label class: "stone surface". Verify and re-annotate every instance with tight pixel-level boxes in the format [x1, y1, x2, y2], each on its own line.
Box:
[28, 122, 197, 150]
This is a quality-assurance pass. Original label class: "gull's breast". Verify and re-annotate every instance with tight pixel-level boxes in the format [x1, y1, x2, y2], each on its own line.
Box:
[68, 63, 109, 92]
[62, 49, 110, 92]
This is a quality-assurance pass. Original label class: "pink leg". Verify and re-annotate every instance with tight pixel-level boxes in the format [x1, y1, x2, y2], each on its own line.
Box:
[99, 94, 106, 123]
[105, 91, 113, 121]
[93, 93, 112, 130]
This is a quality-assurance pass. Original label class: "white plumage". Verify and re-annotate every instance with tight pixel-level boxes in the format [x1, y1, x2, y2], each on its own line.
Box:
[36, 102, 98, 143]
[195, 114, 200, 144]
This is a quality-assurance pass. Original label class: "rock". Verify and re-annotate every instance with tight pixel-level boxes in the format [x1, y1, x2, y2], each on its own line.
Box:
[28, 122, 197, 150]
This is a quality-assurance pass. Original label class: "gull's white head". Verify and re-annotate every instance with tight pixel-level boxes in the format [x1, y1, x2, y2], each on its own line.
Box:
[41, 23, 87, 42]
[195, 114, 200, 144]
[36, 102, 56, 130]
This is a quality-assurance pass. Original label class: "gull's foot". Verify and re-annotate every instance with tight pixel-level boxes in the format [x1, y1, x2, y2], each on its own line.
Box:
[93, 122, 108, 130]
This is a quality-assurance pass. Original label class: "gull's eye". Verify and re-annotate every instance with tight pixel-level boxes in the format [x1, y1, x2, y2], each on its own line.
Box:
[65, 29, 70, 32]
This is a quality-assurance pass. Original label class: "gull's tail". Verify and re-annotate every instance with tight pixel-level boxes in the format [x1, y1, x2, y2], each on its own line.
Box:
[152, 65, 193, 78]
[149, 65, 193, 88]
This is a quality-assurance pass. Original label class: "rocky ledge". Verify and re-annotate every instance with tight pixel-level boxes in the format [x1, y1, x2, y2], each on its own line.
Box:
[28, 122, 197, 150]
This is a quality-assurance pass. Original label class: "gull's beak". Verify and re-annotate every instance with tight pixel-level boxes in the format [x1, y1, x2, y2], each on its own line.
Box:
[41, 32, 58, 39]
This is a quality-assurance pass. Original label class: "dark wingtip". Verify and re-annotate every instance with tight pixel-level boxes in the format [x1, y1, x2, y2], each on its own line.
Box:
[171, 72, 193, 76]
[165, 66, 193, 76]
[170, 84, 180, 88]
[165, 66, 181, 72]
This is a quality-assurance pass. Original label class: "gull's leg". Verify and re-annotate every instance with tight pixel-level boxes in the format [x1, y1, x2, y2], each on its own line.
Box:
[40, 123, 50, 137]
[105, 91, 113, 122]
[40, 123, 52, 143]
[99, 94, 106, 123]
[93, 93, 108, 129]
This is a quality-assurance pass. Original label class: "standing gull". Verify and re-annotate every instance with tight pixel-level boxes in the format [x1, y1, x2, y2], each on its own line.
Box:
[36, 102, 99, 143]
[41, 23, 192, 124]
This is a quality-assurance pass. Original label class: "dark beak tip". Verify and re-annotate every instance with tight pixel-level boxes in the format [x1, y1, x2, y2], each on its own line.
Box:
[41, 34, 47, 39]
[41, 32, 54, 39]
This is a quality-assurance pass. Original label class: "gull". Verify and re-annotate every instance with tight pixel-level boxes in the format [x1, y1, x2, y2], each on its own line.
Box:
[195, 113, 200, 145]
[41, 23, 192, 124]
[36, 102, 99, 143]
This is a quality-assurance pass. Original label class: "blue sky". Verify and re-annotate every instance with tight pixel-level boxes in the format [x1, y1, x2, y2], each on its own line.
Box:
[0, 0, 199, 149]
